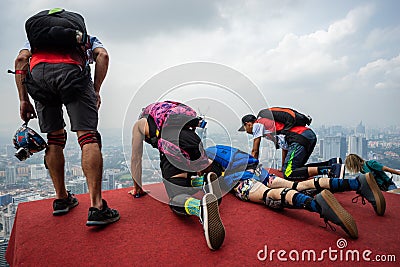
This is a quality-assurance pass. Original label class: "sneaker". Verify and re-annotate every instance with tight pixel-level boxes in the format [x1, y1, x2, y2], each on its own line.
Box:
[200, 193, 225, 250]
[86, 199, 120, 226]
[355, 173, 386, 216]
[315, 190, 358, 239]
[203, 172, 223, 204]
[328, 157, 342, 166]
[53, 191, 79, 216]
[329, 164, 345, 179]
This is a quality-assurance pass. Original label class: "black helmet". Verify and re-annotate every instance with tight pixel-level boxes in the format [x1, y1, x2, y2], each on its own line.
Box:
[13, 122, 47, 161]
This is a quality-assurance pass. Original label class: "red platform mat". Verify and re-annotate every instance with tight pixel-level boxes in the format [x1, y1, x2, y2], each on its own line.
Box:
[6, 183, 400, 266]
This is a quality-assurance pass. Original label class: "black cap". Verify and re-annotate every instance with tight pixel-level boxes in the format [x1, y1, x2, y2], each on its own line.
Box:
[238, 114, 257, 131]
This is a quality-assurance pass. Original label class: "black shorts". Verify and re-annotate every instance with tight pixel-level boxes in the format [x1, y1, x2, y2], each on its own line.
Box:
[30, 63, 98, 133]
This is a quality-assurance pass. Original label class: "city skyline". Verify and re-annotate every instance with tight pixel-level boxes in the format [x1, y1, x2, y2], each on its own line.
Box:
[1, 0, 400, 137]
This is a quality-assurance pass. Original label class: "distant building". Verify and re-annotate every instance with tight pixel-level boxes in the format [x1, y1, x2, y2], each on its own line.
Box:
[16, 165, 29, 178]
[70, 165, 84, 177]
[1, 204, 17, 240]
[30, 164, 47, 180]
[104, 170, 116, 190]
[348, 135, 367, 159]
[12, 193, 43, 205]
[5, 144, 15, 157]
[0, 195, 12, 207]
[5, 166, 16, 187]
[321, 136, 347, 160]
[66, 177, 88, 194]
[0, 239, 9, 267]
[355, 121, 366, 137]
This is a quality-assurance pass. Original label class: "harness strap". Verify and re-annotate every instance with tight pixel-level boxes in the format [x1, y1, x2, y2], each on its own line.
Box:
[292, 181, 299, 190]
[280, 188, 292, 208]
[314, 177, 322, 191]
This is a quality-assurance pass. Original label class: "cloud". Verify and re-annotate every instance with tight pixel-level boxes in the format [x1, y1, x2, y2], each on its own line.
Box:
[357, 54, 400, 90]
[0, 1, 399, 131]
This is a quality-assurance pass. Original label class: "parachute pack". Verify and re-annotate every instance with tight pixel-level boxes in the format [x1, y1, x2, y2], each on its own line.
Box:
[205, 145, 270, 188]
[257, 107, 312, 131]
[140, 101, 208, 172]
[25, 8, 88, 51]
[140, 101, 199, 131]
[205, 145, 259, 175]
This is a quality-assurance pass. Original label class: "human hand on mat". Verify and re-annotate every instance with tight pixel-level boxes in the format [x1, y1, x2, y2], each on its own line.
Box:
[128, 187, 149, 198]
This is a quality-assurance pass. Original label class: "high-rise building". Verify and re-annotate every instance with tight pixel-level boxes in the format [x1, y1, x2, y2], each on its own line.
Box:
[66, 178, 88, 194]
[5, 144, 15, 158]
[104, 170, 116, 190]
[321, 136, 347, 160]
[30, 164, 48, 180]
[355, 121, 366, 137]
[5, 166, 16, 187]
[348, 135, 367, 158]
[0, 239, 9, 267]
[102, 179, 110, 191]
[2, 213, 14, 240]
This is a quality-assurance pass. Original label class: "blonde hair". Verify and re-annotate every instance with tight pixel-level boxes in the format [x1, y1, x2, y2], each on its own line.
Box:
[345, 154, 365, 174]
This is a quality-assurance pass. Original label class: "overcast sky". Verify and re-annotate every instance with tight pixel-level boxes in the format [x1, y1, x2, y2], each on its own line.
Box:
[1, 0, 399, 139]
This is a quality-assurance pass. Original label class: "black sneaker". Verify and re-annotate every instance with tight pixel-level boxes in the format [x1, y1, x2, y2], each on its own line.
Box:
[53, 191, 79, 216]
[328, 164, 345, 178]
[86, 199, 120, 226]
[354, 173, 386, 216]
[200, 193, 225, 250]
[315, 190, 358, 239]
[203, 172, 223, 204]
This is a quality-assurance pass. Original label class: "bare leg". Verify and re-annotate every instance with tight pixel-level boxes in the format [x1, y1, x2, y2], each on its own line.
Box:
[296, 178, 330, 192]
[307, 167, 319, 177]
[268, 177, 294, 189]
[78, 131, 103, 209]
[45, 129, 67, 199]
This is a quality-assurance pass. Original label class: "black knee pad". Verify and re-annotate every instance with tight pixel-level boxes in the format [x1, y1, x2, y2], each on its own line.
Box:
[262, 188, 287, 210]
[280, 188, 294, 208]
[169, 194, 191, 216]
[78, 131, 102, 150]
[47, 130, 67, 148]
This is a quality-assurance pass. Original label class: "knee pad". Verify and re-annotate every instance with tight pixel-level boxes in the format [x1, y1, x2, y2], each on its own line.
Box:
[169, 195, 190, 216]
[262, 188, 286, 210]
[78, 131, 102, 149]
[279, 188, 295, 209]
[47, 131, 67, 148]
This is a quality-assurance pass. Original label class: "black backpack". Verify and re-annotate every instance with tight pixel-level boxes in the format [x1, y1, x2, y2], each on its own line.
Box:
[25, 8, 87, 51]
[257, 107, 312, 131]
